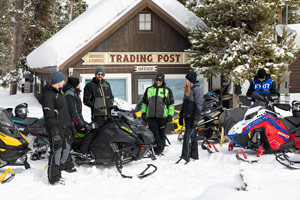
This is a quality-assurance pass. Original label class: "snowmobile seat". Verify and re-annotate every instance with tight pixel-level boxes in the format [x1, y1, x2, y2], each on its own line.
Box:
[13, 117, 39, 126]
[285, 116, 300, 128]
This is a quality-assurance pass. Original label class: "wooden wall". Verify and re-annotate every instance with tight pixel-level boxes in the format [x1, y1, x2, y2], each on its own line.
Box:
[71, 8, 191, 75]
[289, 52, 300, 93]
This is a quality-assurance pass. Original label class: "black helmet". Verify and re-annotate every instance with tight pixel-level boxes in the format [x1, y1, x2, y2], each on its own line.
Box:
[292, 101, 300, 118]
[15, 103, 28, 119]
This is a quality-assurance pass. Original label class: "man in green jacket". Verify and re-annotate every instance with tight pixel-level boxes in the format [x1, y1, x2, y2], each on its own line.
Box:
[141, 72, 174, 155]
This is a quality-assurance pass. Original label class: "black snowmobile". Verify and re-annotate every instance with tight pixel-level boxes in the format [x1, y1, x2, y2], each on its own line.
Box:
[7, 103, 48, 160]
[192, 91, 230, 153]
[0, 107, 31, 183]
[72, 105, 157, 179]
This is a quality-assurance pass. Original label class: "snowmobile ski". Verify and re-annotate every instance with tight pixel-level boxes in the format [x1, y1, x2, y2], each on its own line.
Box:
[201, 140, 219, 154]
[219, 127, 225, 147]
[236, 149, 258, 164]
[275, 152, 300, 170]
[0, 168, 15, 184]
[116, 163, 157, 179]
[175, 158, 182, 164]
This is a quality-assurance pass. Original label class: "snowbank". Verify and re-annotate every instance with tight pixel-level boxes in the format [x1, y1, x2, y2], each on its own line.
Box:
[1, 90, 300, 200]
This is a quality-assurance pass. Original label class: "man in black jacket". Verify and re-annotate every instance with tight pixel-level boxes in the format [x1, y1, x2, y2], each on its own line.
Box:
[63, 77, 87, 132]
[83, 65, 114, 126]
[82, 66, 113, 154]
[42, 71, 77, 185]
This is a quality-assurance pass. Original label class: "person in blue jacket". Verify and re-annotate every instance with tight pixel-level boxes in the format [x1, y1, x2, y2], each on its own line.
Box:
[246, 68, 279, 102]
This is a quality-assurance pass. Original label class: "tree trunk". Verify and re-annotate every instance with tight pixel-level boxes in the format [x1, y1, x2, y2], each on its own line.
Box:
[69, 0, 73, 23]
[10, 0, 24, 95]
[232, 85, 240, 108]
[51, 0, 56, 16]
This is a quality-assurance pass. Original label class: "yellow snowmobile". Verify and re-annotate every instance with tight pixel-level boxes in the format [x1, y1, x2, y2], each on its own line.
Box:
[0, 108, 30, 183]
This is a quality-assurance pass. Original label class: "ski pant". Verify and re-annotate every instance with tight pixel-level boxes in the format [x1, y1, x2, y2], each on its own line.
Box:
[147, 117, 167, 155]
[81, 115, 105, 154]
[181, 118, 198, 162]
[47, 126, 74, 184]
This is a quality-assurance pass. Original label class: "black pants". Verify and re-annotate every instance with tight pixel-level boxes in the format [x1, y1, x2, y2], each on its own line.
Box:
[81, 115, 105, 154]
[147, 117, 167, 155]
[47, 126, 74, 184]
[181, 118, 198, 162]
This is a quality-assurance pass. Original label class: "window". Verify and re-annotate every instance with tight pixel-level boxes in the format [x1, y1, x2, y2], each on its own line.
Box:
[81, 73, 132, 104]
[165, 74, 204, 104]
[138, 13, 152, 31]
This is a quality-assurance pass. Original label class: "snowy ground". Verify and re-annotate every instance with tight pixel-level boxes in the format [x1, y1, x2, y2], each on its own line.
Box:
[1, 87, 300, 200]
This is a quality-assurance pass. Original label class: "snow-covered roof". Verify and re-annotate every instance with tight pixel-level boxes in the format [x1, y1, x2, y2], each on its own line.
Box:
[26, 0, 207, 70]
[287, 24, 300, 48]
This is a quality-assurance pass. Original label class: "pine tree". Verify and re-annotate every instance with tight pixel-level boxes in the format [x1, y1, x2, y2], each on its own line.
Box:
[187, 0, 299, 107]
[0, 0, 13, 88]
[0, 0, 87, 93]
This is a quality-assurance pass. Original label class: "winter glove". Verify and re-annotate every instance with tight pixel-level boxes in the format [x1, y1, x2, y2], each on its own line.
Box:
[167, 115, 173, 123]
[263, 93, 273, 102]
[179, 117, 184, 126]
[141, 112, 147, 123]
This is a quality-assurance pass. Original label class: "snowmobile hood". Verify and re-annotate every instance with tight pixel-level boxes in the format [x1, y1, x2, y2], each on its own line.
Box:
[0, 108, 29, 148]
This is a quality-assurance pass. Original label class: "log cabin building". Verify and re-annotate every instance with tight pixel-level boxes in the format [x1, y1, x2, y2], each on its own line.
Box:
[27, 0, 208, 104]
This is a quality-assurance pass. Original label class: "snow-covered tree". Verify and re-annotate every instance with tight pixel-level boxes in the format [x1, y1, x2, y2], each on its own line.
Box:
[0, 0, 13, 88]
[187, 0, 299, 107]
[0, 0, 87, 94]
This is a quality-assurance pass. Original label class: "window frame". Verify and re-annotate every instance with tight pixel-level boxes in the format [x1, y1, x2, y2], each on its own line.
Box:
[137, 11, 154, 34]
[80, 73, 132, 104]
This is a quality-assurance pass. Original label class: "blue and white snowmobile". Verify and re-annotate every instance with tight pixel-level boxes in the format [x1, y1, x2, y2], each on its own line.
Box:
[225, 92, 300, 166]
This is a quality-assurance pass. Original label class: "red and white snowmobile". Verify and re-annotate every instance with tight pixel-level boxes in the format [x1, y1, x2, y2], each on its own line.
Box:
[226, 92, 300, 167]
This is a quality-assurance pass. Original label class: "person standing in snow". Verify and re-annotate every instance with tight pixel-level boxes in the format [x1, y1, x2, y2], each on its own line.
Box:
[62, 77, 88, 132]
[246, 68, 279, 102]
[42, 71, 77, 185]
[83, 65, 114, 126]
[141, 72, 174, 155]
[82, 65, 114, 154]
[177, 71, 203, 164]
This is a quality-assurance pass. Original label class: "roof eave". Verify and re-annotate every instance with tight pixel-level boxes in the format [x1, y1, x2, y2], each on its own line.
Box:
[58, 0, 196, 72]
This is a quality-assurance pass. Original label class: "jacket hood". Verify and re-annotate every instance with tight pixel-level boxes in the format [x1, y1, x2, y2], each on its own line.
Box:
[193, 81, 201, 87]
[62, 83, 72, 92]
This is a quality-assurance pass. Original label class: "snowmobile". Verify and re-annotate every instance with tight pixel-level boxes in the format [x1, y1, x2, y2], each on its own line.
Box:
[7, 103, 48, 160]
[72, 105, 157, 179]
[0, 107, 31, 183]
[178, 91, 228, 153]
[227, 92, 300, 164]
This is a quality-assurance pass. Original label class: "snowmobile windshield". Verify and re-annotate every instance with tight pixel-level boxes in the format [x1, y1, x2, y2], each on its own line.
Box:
[0, 110, 13, 128]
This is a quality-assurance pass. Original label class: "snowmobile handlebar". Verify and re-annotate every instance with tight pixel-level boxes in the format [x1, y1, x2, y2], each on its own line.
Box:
[250, 92, 291, 111]
[95, 105, 134, 113]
